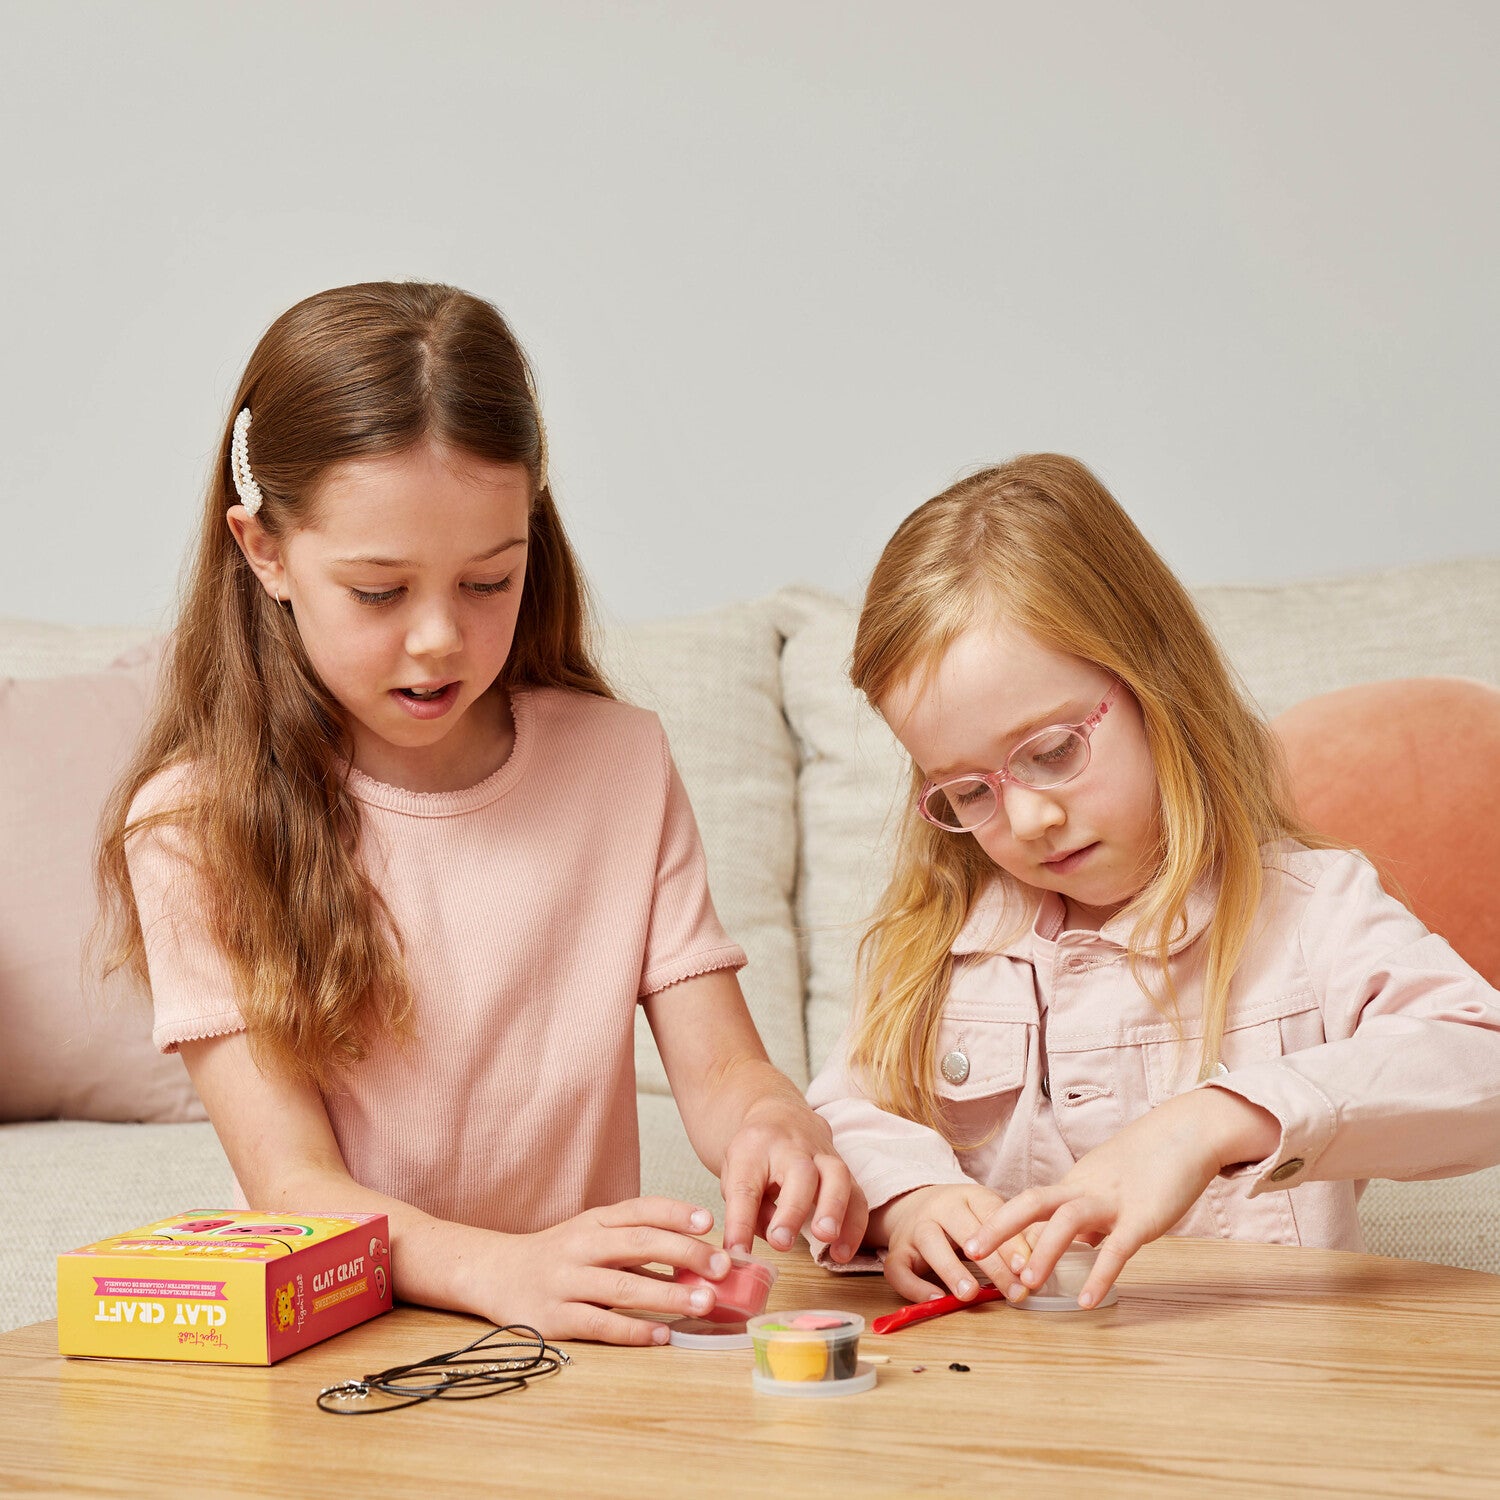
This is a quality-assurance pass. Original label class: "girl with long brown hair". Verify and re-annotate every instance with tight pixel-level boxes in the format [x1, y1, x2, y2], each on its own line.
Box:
[97, 281, 865, 1344]
[808, 453, 1500, 1312]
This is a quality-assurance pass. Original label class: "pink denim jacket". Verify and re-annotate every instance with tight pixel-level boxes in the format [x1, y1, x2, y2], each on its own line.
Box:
[806, 844, 1500, 1253]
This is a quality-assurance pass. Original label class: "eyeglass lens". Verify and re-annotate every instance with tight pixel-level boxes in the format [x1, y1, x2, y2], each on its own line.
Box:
[922, 728, 1091, 830]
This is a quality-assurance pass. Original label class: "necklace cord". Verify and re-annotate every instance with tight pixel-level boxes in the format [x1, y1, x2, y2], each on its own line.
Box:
[316, 1323, 569, 1415]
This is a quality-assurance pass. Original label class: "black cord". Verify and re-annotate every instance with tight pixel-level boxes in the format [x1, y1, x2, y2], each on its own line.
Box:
[316, 1324, 569, 1415]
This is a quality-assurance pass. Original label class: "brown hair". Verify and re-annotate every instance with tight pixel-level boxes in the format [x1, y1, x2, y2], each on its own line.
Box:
[848, 454, 1332, 1131]
[95, 281, 611, 1086]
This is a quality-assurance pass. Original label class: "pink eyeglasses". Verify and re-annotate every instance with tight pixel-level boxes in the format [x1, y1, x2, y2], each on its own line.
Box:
[917, 682, 1119, 833]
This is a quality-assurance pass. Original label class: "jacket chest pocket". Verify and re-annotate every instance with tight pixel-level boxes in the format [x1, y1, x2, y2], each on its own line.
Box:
[1141, 988, 1322, 1109]
[933, 1017, 1032, 1153]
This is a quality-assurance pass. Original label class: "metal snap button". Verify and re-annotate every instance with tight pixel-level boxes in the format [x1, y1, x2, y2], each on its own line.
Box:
[1214, 1062, 1230, 1078]
[1267, 1158, 1304, 1183]
[940, 1050, 970, 1086]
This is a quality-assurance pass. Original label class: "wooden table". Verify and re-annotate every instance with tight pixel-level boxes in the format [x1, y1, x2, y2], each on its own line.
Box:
[3, 1238, 1498, 1498]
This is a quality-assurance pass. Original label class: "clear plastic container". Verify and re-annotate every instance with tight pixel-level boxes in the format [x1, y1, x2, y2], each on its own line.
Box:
[747, 1310, 875, 1395]
[669, 1250, 779, 1348]
[1013, 1244, 1120, 1312]
[672, 1249, 778, 1323]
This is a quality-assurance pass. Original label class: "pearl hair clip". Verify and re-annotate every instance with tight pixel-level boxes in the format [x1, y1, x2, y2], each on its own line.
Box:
[230, 400, 546, 511]
[230, 408, 264, 516]
[535, 414, 549, 494]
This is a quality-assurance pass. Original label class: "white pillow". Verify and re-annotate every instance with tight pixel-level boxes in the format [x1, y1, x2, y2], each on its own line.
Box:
[771, 587, 906, 1078]
[1197, 557, 1500, 718]
[602, 598, 805, 1090]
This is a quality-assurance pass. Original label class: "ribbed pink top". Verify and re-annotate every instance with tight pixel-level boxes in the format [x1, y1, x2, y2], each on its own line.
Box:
[128, 686, 746, 1232]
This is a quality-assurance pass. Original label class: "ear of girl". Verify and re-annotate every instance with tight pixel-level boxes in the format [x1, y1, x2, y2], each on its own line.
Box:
[94, 280, 867, 1347]
[806, 453, 1500, 1314]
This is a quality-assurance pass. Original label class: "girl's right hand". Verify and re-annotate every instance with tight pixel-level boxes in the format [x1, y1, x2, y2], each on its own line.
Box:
[177, 1034, 730, 1344]
[471, 1197, 736, 1345]
[877, 1183, 1033, 1305]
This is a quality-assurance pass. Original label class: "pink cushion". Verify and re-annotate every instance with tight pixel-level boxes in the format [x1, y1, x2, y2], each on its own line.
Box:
[0, 643, 205, 1122]
[1273, 677, 1500, 986]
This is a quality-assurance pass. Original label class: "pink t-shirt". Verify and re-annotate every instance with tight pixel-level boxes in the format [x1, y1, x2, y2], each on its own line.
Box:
[127, 685, 746, 1232]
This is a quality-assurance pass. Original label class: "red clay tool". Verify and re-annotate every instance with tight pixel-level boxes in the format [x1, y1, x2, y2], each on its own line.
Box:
[871, 1286, 1006, 1335]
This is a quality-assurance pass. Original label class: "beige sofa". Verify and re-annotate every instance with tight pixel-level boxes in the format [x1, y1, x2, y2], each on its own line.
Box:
[4, 559, 1499, 1333]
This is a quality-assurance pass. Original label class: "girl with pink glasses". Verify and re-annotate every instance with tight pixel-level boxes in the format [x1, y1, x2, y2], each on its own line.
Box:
[807, 453, 1500, 1311]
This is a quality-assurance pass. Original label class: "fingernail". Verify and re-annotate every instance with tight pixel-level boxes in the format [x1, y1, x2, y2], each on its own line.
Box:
[689, 1209, 712, 1232]
[1010, 1255, 1025, 1274]
[652, 1326, 669, 1344]
[690, 1289, 713, 1313]
[964, 1240, 981, 1257]
[1079, 1290, 1095, 1308]
[727, 1241, 750, 1255]
[958, 1279, 974, 1298]
[815, 1216, 838, 1239]
[709, 1252, 731, 1276]
[1006, 1283, 1028, 1302]
[1021, 1267, 1039, 1286]
[771, 1226, 793, 1249]
[926, 1291, 945, 1301]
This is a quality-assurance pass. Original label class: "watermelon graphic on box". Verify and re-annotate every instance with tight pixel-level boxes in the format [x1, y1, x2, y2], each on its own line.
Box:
[57, 1210, 393, 1364]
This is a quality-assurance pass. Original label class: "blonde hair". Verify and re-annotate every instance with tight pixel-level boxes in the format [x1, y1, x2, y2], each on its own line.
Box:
[95, 281, 611, 1087]
[849, 453, 1329, 1130]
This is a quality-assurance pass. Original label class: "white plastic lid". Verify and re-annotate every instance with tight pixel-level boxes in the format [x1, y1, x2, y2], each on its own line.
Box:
[1012, 1283, 1120, 1312]
[746, 1309, 865, 1343]
[1012, 1245, 1120, 1311]
[668, 1317, 752, 1349]
[752, 1362, 877, 1397]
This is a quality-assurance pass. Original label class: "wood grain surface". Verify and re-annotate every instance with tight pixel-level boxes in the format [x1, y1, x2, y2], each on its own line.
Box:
[2, 1237, 1498, 1498]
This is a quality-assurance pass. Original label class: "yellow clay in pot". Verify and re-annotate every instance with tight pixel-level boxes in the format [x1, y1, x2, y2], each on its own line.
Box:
[765, 1337, 829, 1382]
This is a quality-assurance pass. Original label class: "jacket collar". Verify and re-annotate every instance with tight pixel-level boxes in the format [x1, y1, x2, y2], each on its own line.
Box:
[951, 873, 1218, 958]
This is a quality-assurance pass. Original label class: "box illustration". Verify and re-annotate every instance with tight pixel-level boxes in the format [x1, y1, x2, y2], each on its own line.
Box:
[57, 1210, 393, 1364]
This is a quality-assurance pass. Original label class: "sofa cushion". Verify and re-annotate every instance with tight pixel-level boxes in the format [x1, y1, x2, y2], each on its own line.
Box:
[603, 598, 805, 1090]
[0, 617, 156, 679]
[1195, 557, 1500, 719]
[1359, 1167, 1500, 1276]
[772, 586, 908, 1077]
[0, 646, 206, 1124]
[0, 1120, 231, 1332]
[1274, 677, 1500, 984]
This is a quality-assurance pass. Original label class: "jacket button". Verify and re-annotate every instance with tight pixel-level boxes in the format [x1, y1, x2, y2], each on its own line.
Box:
[1267, 1158, 1304, 1183]
[940, 1050, 970, 1085]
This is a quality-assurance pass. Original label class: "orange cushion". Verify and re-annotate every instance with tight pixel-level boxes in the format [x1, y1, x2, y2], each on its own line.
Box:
[1273, 677, 1500, 985]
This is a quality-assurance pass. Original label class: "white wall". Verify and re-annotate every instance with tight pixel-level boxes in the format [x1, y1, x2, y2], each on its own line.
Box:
[2, 1, 1496, 629]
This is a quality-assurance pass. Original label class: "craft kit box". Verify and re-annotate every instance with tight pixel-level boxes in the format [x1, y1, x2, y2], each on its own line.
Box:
[57, 1210, 394, 1364]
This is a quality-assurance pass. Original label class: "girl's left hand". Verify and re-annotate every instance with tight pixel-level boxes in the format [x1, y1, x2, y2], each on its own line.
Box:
[719, 1095, 869, 1263]
[961, 1089, 1281, 1307]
